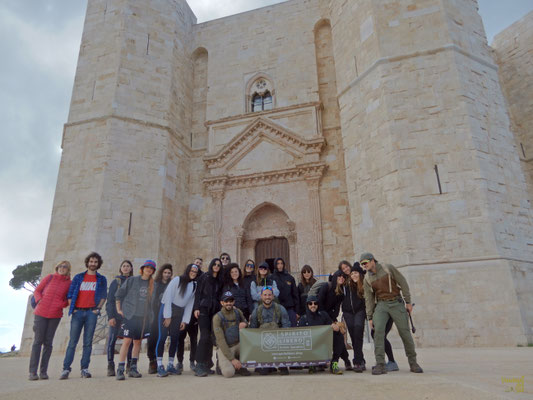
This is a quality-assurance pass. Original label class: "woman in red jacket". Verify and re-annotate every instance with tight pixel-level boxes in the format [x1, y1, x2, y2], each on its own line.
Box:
[28, 261, 72, 381]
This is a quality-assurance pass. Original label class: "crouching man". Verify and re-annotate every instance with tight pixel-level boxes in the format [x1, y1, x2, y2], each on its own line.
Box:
[212, 291, 251, 378]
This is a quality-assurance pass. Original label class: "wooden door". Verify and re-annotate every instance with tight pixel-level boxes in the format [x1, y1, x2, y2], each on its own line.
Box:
[255, 237, 290, 273]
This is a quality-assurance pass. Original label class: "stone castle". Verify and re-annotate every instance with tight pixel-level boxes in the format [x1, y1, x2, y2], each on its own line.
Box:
[21, 0, 533, 352]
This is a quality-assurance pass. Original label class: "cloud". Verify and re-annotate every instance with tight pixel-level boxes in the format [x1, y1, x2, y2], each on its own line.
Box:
[189, 0, 285, 22]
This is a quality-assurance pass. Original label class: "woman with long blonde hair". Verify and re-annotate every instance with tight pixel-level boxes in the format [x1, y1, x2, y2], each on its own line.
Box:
[28, 261, 72, 380]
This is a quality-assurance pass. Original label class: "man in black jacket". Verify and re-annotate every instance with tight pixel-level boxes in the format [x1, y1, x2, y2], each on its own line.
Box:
[297, 295, 344, 375]
[272, 258, 299, 327]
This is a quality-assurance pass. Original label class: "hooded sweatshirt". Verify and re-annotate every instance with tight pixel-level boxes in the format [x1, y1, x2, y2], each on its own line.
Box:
[272, 259, 299, 311]
[193, 263, 223, 315]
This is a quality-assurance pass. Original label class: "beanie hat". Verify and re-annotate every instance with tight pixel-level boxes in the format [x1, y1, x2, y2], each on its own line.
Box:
[351, 262, 365, 276]
[307, 295, 319, 303]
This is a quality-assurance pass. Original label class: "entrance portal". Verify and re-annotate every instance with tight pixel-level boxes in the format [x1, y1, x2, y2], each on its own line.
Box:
[255, 237, 290, 272]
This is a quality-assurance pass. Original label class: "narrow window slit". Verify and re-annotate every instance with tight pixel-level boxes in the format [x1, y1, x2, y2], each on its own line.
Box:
[434, 165, 443, 194]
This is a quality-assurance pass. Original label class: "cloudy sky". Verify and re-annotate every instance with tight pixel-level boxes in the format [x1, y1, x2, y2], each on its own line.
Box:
[0, 1, 531, 352]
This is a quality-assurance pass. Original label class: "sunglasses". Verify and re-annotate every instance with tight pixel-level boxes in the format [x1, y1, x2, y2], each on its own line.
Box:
[221, 256, 230, 260]
[307, 301, 318, 306]
[258, 266, 268, 270]
[261, 286, 273, 293]
[246, 264, 254, 267]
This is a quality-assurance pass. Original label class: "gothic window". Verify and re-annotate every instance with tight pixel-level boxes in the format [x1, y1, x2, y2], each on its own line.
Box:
[247, 75, 275, 113]
[252, 91, 273, 112]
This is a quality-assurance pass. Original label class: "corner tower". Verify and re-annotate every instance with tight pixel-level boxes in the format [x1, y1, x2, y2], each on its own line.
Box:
[20, 0, 196, 353]
[329, 0, 533, 346]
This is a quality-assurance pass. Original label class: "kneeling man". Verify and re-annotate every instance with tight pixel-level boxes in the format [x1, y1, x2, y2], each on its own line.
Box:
[212, 291, 251, 378]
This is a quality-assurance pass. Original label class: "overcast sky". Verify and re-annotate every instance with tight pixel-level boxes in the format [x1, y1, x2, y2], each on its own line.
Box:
[0, 1, 531, 352]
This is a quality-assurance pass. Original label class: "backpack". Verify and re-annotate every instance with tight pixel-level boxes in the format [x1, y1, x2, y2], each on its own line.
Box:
[214, 309, 241, 347]
[307, 281, 328, 298]
[257, 303, 281, 328]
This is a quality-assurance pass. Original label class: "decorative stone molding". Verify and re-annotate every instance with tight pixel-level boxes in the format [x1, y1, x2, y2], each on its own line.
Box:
[204, 163, 327, 191]
[245, 72, 276, 113]
[203, 117, 325, 170]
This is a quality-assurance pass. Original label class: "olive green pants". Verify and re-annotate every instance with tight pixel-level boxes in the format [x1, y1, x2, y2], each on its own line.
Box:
[373, 300, 417, 365]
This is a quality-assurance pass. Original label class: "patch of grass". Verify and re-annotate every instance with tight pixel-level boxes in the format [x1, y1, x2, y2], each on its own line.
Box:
[516, 343, 533, 347]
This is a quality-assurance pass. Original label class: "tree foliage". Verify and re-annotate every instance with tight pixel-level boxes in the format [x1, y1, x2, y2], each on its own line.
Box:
[9, 261, 43, 292]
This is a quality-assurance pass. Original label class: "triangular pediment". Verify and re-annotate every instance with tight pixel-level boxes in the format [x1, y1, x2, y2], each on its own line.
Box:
[203, 117, 324, 171]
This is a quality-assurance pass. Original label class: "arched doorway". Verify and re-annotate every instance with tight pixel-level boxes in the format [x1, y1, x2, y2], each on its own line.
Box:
[255, 237, 290, 272]
[239, 203, 297, 271]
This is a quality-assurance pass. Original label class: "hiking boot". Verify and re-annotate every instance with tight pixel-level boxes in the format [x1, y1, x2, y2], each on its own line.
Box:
[81, 369, 92, 378]
[353, 363, 364, 373]
[371, 363, 387, 375]
[194, 363, 208, 377]
[279, 367, 289, 375]
[157, 365, 169, 377]
[116, 366, 125, 381]
[128, 365, 142, 378]
[126, 361, 131, 374]
[176, 362, 183, 373]
[59, 370, 69, 380]
[189, 361, 196, 372]
[330, 362, 343, 375]
[386, 361, 399, 372]
[28, 373, 39, 381]
[107, 362, 116, 377]
[167, 363, 181, 375]
[39, 372, 49, 380]
[148, 359, 157, 374]
[308, 367, 315, 374]
[237, 367, 251, 376]
[409, 362, 423, 373]
[345, 360, 353, 371]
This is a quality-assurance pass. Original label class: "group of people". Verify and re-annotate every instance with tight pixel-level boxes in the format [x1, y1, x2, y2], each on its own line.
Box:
[28, 250, 423, 381]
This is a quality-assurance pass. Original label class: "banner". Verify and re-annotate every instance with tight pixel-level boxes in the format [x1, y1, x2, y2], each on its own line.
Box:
[240, 326, 333, 368]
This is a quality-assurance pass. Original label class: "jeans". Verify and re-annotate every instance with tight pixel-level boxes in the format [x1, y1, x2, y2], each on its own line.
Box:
[29, 316, 60, 374]
[156, 305, 185, 359]
[344, 309, 367, 364]
[62, 309, 98, 371]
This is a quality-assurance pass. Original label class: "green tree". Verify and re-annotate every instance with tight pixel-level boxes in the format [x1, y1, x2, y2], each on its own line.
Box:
[9, 261, 43, 292]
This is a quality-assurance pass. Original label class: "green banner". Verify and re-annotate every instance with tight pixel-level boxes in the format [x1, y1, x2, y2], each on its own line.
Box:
[240, 326, 333, 368]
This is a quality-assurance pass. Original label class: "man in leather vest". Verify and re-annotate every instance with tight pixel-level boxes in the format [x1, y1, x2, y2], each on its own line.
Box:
[212, 291, 250, 378]
[361, 252, 423, 375]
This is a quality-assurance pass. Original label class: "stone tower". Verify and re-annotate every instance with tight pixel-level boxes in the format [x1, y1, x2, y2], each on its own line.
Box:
[21, 0, 533, 353]
[328, 0, 533, 346]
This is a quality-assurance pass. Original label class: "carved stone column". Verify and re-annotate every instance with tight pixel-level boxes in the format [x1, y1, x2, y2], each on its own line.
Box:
[305, 174, 325, 274]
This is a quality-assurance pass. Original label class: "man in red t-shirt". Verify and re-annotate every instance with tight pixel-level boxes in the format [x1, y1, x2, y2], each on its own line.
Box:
[60, 252, 107, 380]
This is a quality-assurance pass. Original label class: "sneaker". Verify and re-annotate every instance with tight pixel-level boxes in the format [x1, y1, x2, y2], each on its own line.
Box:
[279, 367, 289, 375]
[59, 370, 69, 380]
[29, 373, 39, 381]
[409, 362, 423, 373]
[157, 365, 169, 377]
[345, 360, 353, 371]
[386, 361, 399, 372]
[167, 363, 181, 375]
[148, 360, 157, 374]
[39, 372, 49, 380]
[176, 362, 183, 373]
[353, 363, 364, 373]
[194, 363, 208, 377]
[330, 362, 343, 375]
[237, 367, 251, 376]
[128, 366, 142, 378]
[116, 366, 125, 381]
[371, 363, 387, 375]
[107, 362, 116, 377]
[81, 369, 92, 378]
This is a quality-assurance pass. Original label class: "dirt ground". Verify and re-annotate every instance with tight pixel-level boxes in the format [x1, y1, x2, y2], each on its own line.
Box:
[0, 347, 531, 400]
